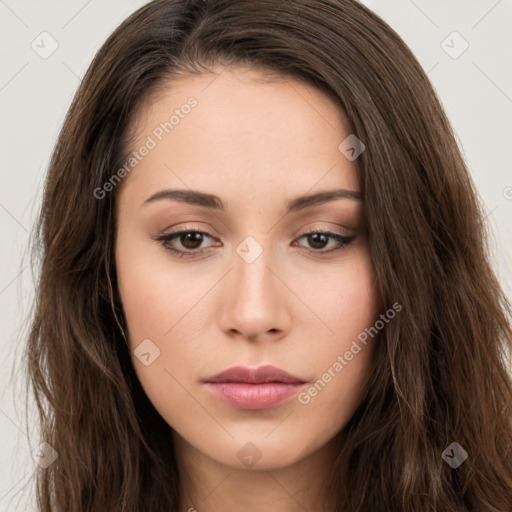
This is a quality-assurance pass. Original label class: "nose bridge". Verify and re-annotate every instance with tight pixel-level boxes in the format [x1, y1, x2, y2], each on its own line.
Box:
[218, 233, 290, 339]
[233, 234, 275, 304]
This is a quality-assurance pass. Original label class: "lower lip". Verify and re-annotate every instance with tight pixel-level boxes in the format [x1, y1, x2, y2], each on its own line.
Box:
[205, 382, 304, 410]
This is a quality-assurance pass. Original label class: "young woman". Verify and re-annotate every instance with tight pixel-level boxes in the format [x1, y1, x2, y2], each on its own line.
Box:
[25, 0, 512, 510]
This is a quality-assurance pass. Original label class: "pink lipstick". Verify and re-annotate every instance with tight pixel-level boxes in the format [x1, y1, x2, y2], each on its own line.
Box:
[203, 365, 306, 410]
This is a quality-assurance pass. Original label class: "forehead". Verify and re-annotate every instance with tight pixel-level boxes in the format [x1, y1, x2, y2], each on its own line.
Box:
[119, 66, 360, 209]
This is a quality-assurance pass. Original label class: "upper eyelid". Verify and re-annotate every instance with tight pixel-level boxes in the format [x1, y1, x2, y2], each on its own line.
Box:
[159, 227, 353, 246]
[163, 226, 216, 239]
[162, 226, 352, 238]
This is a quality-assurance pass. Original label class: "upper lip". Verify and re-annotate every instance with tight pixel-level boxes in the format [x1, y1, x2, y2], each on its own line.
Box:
[203, 365, 306, 384]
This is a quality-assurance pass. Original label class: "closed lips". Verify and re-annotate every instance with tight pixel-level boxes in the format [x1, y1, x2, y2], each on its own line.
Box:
[203, 365, 306, 384]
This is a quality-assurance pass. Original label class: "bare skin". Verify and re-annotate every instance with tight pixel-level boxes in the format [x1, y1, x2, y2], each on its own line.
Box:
[115, 65, 382, 512]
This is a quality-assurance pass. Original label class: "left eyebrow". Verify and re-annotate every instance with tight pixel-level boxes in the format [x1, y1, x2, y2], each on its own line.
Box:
[286, 189, 363, 212]
[142, 188, 363, 212]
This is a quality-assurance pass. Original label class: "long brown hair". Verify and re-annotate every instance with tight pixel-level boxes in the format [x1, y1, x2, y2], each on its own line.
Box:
[23, 0, 512, 510]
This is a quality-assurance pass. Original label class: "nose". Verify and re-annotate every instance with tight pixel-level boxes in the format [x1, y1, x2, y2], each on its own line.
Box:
[218, 241, 292, 342]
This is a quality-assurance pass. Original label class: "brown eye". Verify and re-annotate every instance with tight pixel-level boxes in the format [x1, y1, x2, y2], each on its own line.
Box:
[155, 229, 217, 257]
[306, 233, 330, 250]
[179, 231, 205, 250]
[295, 230, 355, 253]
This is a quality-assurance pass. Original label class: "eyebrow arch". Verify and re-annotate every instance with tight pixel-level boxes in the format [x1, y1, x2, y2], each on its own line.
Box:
[142, 188, 363, 213]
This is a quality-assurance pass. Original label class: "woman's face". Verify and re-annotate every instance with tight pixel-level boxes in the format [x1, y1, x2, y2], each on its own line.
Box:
[115, 66, 382, 470]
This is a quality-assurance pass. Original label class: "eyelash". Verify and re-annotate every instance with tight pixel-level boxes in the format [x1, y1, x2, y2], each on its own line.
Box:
[155, 228, 355, 258]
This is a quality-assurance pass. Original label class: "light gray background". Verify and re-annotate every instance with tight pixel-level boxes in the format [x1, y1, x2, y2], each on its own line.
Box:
[1, 1, 511, 510]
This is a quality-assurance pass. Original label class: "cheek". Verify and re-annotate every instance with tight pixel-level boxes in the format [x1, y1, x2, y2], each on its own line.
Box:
[299, 248, 381, 346]
[294, 249, 382, 418]
[115, 225, 222, 380]
[115, 235, 209, 422]
[115, 230, 207, 343]
[337, 253, 381, 337]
